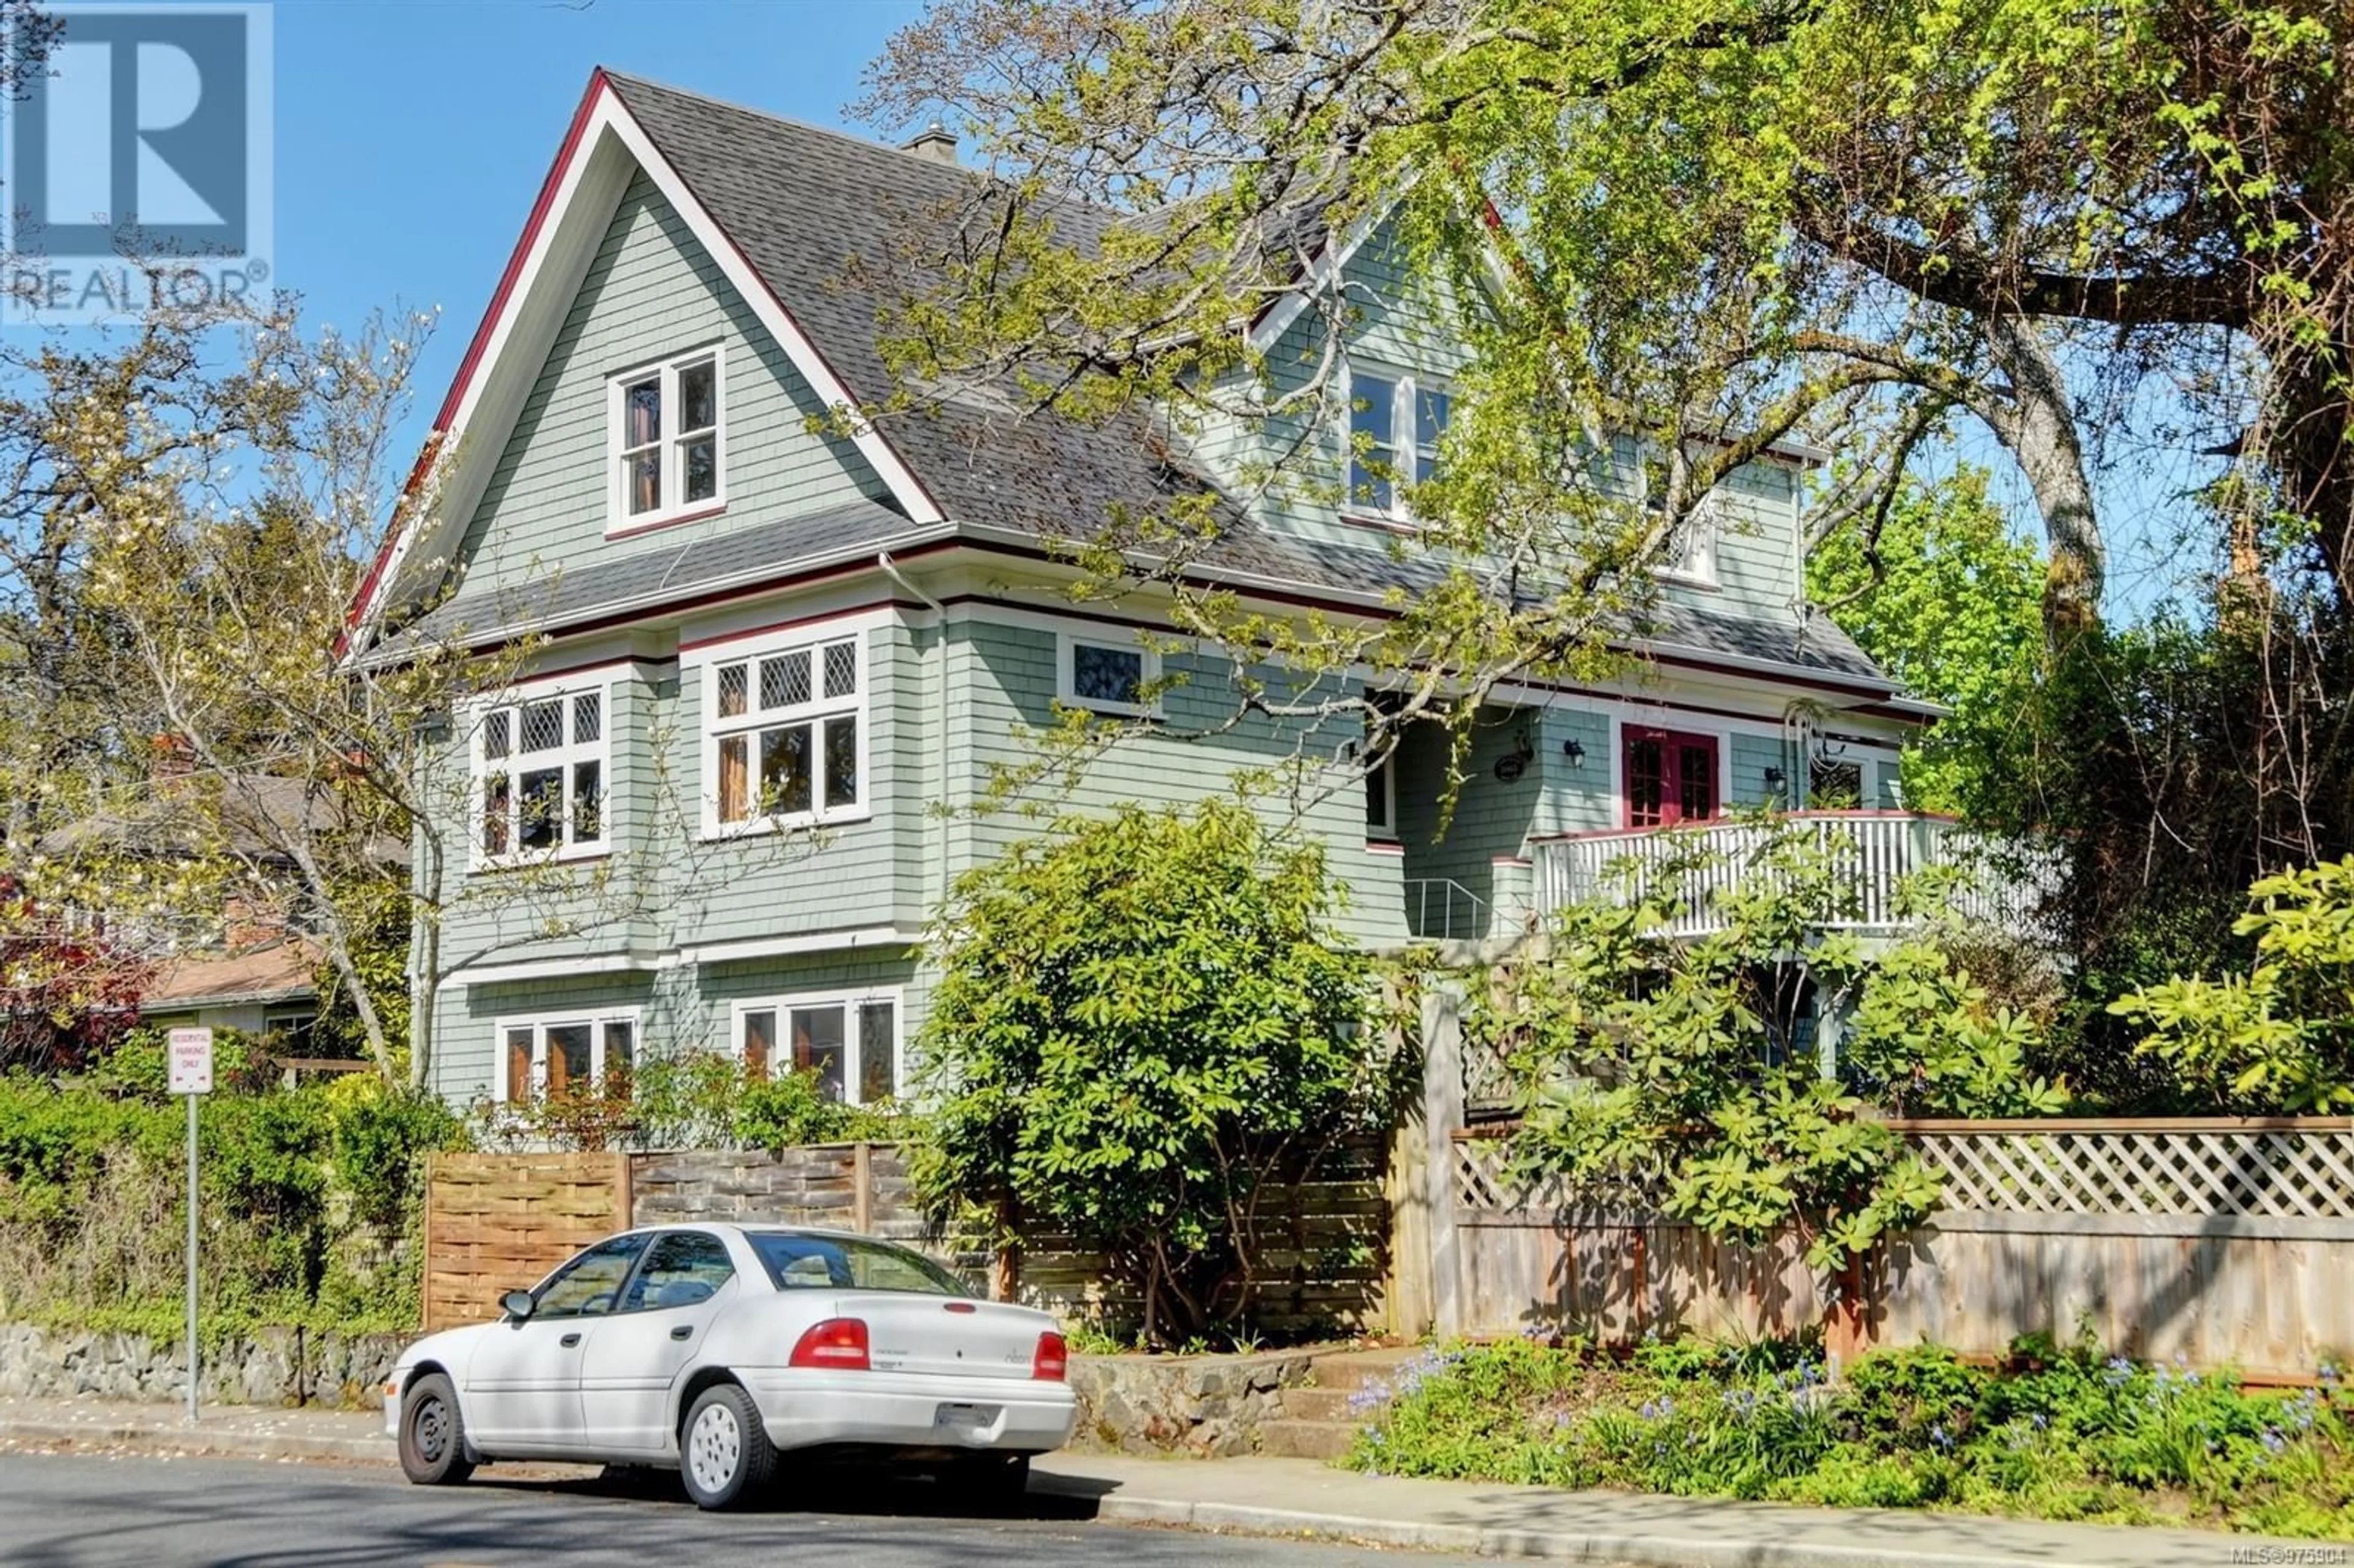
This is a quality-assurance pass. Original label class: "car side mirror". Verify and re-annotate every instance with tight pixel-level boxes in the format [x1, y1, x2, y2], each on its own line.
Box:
[500, 1288, 537, 1322]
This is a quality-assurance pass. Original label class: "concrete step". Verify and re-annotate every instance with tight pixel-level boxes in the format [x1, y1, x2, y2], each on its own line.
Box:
[1300, 1346, 1425, 1392]
[1276, 1385, 1369, 1423]
[1255, 1418, 1360, 1462]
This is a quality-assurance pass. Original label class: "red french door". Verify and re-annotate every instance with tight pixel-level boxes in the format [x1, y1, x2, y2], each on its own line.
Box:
[1623, 727, 1720, 828]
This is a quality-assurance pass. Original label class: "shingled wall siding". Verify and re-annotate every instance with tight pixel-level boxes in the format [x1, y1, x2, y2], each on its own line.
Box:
[453, 167, 882, 594]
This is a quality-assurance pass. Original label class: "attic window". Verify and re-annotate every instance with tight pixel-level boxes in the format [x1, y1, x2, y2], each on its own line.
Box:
[1344, 362, 1449, 520]
[610, 348, 723, 532]
[1641, 451, 1721, 587]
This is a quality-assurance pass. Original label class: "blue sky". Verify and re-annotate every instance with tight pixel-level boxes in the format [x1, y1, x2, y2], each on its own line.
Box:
[273, 0, 923, 457]
[42, 0, 2208, 617]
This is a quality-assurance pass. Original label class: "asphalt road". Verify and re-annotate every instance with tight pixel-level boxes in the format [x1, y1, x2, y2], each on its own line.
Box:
[0, 1452, 1482, 1567]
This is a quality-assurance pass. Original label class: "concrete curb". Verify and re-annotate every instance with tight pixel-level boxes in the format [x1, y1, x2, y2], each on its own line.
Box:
[1023, 1474, 2118, 1568]
[0, 1418, 2260, 1568]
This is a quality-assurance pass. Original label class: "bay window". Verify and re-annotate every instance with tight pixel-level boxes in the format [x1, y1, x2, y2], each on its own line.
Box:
[476, 683, 607, 865]
[706, 632, 865, 832]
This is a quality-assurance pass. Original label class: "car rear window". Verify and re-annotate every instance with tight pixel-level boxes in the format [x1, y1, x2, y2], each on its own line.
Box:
[748, 1233, 973, 1297]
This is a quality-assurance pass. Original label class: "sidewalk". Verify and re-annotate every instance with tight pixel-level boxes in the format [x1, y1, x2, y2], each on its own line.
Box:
[0, 1396, 2334, 1567]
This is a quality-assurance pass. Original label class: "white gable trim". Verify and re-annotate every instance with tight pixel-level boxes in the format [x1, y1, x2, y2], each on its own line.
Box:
[596, 93, 945, 526]
[1246, 207, 1380, 356]
[350, 74, 945, 643]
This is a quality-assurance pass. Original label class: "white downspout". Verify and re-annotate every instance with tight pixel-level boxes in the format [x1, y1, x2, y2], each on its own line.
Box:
[877, 552, 950, 911]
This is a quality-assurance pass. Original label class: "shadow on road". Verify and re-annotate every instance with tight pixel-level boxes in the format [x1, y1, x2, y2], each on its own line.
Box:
[468, 1459, 1118, 1523]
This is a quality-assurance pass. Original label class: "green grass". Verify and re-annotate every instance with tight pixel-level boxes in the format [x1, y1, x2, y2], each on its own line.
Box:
[1342, 1336, 2354, 1539]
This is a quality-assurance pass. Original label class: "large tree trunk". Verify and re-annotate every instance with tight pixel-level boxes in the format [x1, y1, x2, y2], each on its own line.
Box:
[1983, 314, 2106, 639]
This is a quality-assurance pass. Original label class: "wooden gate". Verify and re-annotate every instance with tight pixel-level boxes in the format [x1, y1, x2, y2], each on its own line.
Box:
[422, 1151, 631, 1330]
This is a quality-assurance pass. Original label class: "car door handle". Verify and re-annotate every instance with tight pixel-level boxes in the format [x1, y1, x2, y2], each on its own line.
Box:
[560, 1332, 582, 1348]
[669, 1325, 693, 1341]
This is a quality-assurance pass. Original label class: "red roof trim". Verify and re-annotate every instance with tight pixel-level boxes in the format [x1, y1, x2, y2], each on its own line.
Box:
[344, 70, 617, 642]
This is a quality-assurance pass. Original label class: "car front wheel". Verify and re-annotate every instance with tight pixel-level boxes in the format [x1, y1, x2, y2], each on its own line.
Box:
[679, 1383, 776, 1510]
[397, 1373, 476, 1486]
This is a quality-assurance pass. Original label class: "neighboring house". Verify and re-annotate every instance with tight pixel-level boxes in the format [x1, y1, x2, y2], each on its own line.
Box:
[350, 70, 1950, 1113]
[39, 772, 332, 1046]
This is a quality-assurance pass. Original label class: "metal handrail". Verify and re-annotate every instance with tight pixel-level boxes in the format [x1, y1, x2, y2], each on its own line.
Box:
[1404, 877, 1490, 940]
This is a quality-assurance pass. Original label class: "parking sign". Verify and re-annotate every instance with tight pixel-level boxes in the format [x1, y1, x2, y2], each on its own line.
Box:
[167, 1026, 213, 1095]
[2, 3, 275, 325]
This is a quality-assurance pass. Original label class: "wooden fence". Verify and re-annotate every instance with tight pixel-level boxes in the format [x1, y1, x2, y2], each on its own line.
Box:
[1442, 1121, 2354, 1380]
[422, 1152, 631, 1330]
[422, 1141, 1390, 1339]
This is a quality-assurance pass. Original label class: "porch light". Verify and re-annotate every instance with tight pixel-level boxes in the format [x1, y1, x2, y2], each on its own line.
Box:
[1764, 765, 1787, 790]
[1560, 738, 1585, 766]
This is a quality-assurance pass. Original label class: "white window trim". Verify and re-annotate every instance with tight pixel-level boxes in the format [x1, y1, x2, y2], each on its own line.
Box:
[701, 628, 872, 839]
[1341, 359, 1448, 523]
[1365, 749, 1398, 840]
[1057, 629, 1162, 718]
[1609, 713, 1739, 825]
[606, 345, 727, 535]
[729, 988, 904, 1107]
[1640, 451, 1723, 588]
[492, 1009, 641, 1105]
[468, 674, 613, 872]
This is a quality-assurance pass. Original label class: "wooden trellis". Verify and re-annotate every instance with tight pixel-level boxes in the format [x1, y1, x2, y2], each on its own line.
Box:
[1450, 1119, 2354, 1221]
[1438, 1117, 2354, 1375]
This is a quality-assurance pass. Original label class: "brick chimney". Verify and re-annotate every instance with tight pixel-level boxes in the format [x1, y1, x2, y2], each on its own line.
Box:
[902, 121, 958, 165]
[150, 732, 194, 780]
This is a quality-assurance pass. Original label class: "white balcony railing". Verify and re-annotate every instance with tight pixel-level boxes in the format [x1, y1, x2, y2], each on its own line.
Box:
[1529, 812, 2055, 938]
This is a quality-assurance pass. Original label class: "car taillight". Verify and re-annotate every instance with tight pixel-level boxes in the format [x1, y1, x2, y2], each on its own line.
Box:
[1032, 1330, 1068, 1382]
[789, 1317, 870, 1371]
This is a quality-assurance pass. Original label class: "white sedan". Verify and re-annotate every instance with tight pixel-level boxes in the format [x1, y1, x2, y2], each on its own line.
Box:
[383, 1224, 1077, 1509]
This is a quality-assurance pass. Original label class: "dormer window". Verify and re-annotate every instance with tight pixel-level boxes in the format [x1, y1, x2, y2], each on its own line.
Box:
[1642, 452, 1720, 587]
[609, 348, 723, 533]
[1345, 363, 1449, 519]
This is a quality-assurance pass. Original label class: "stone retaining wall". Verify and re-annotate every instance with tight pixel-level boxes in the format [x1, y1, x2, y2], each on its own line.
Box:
[1067, 1350, 1315, 1458]
[0, 1323, 407, 1410]
[0, 1321, 1315, 1451]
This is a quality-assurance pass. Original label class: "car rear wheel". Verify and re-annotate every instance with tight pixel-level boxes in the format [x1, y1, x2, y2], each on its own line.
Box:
[397, 1373, 475, 1486]
[679, 1383, 776, 1510]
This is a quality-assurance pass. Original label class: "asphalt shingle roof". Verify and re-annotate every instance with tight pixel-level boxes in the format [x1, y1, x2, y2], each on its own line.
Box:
[396, 498, 928, 648]
[416, 71, 1899, 695]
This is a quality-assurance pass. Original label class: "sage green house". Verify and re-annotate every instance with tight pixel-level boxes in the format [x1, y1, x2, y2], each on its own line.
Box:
[351, 70, 1941, 1111]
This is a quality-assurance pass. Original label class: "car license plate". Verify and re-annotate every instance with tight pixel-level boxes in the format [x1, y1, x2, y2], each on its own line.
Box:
[934, 1402, 998, 1431]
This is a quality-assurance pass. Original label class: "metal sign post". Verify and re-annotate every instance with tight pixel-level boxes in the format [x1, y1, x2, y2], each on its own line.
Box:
[167, 1027, 213, 1425]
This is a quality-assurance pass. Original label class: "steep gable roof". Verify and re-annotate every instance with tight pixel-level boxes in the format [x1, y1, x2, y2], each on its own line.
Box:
[353, 70, 1903, 701]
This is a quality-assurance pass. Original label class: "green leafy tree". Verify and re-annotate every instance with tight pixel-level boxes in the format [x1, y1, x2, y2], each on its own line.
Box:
[2111, 856, 2354, 1113]
[1491, 819, 2064, 1269]
[863, 1, 2354, 644]
[1806, 468, 2044, 816]
[912, 799, 1392, 1345]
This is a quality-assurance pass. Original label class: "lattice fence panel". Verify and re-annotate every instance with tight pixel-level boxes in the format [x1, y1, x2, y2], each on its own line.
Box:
[1908, 1127, 2354, 1219]
[1453, 1123, 2354, 1221]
